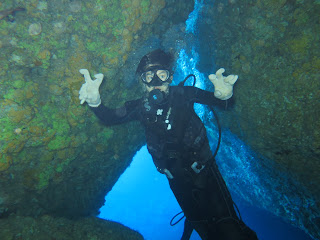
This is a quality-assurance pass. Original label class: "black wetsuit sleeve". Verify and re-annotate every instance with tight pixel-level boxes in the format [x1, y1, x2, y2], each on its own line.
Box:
[90, 99, 141, 126]
[183, 86, 227, 107]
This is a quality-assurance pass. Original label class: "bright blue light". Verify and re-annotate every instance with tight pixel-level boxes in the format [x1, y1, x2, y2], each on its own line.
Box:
[185, 0, 204, 34]
[174, 48, 206, 119]
[98, 146, 201, 240]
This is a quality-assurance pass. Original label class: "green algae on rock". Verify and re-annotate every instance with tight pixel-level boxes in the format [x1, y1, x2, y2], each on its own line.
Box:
[0, 0, 194, 238]
[0, 215, 143, 240]
[198, 0, 320, 239]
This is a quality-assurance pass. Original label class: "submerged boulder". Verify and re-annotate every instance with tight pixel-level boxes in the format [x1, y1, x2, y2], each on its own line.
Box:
[198, 0, 320, 239]
[0, 215, 143, 240]
[0, 0, 194, 237]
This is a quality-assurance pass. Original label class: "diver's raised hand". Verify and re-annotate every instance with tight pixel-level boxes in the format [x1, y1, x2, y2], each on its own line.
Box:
[208, 68, 238, 100]
[79, 69, 104, 107]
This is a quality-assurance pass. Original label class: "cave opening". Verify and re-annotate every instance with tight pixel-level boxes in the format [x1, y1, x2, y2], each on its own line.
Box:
[98, 145, 200, 240]
[97, 145, 312, 240]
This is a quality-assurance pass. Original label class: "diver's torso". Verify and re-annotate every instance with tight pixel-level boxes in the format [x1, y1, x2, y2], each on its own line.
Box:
[140, 86, 211, 171]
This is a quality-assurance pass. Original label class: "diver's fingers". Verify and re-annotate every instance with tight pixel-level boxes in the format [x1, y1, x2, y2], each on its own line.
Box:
[215, 68, 225, 78]
[208, 74, 217, 83]
[94, 73, 104, 86]
[230, 75, 238, 84]
[79, 69, 92, 83]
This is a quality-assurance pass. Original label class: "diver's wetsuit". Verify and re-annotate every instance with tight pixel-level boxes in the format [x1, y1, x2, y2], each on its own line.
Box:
[91, 86, 258, 240]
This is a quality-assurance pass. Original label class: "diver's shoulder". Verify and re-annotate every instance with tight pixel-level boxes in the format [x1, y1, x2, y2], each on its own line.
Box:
[124, 97, 144, 108]
[170, 85, 185, 94]
[171, 85, 198, 95]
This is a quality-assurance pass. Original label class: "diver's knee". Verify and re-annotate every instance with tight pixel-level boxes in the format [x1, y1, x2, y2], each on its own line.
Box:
[213, 218, 259, 240]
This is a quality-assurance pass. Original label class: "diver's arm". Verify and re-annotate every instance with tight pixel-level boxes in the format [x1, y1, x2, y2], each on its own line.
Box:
[183, 86, 236, 109]
[90, 99, 141, 126]
[183, 68, 238, 107]
[79, 69, 103, 107]
[208, 68, 238, 100]
[184, 86, 226, 106]
[78, 68, 140, 125]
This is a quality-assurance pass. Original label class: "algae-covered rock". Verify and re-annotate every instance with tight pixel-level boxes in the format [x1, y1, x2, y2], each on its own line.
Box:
[0, 0, 194, 235]
[0, 214, 143, 240]
[198, 0, 320, 239]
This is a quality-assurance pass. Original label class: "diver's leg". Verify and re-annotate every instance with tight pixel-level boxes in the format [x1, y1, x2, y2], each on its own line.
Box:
[168, 169, 214, 240]
[188, 162, 258, 240]
[168, 161, 258, 240]
[204, 162, 259, 240]
[181, 219, 194, 240]
[212, 218, 259, 240]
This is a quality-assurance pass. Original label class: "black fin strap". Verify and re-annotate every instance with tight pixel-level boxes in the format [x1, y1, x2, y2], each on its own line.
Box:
[170, 211, 185, 226]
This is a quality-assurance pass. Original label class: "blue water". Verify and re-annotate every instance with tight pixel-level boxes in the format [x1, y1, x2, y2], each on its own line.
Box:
[98, 146, 199, 240]
[98, 146, 312, 240]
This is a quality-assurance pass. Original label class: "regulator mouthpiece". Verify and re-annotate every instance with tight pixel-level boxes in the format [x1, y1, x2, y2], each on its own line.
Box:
[148, 89, 164, 105]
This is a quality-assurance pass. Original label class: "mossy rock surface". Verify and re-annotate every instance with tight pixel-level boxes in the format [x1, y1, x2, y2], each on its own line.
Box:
[0, 215, 143, 240]
[0, 0, 194, 227]
[198, 0, 320, 239]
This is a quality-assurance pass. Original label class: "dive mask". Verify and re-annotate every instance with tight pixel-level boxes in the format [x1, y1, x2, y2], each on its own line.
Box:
[141, 68, 170, 87]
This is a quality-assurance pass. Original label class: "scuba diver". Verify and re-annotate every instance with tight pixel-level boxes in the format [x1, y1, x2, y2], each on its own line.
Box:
[78, 49, 259, 240]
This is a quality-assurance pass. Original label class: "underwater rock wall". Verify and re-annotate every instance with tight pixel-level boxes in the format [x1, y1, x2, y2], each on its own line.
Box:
[0, 0, 194, 229]
[199, 0, 320, 238]
[0, 214, 143, 240]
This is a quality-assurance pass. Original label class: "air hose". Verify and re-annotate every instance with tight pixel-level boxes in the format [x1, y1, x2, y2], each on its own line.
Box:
[169, 74, 223, 227]
[178, 74, 222, 158]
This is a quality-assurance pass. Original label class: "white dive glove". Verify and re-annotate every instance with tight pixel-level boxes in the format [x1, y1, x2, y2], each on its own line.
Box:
[208, 68, 238, 100]
[79, 69, 104, 107]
